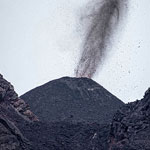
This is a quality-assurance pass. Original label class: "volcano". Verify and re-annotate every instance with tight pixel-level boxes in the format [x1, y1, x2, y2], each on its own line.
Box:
[1, 74, 150, 150]
[21, 77, 124, 124]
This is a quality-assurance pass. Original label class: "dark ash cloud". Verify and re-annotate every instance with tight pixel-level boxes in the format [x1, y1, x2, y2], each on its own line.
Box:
[75, 0, 128, 78]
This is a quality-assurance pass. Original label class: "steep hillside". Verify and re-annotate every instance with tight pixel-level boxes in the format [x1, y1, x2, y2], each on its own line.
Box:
[0, 74, 37, 149]
[1, 74, 150, 150]
[21, 77, 124, 124]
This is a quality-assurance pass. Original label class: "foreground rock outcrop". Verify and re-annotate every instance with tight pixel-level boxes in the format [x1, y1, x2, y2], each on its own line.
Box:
[0, 74, 37, 149]
[109, 88, 150, 150]
[0, 74, 38, 122]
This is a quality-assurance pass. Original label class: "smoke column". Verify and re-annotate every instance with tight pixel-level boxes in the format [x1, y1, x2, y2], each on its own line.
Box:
[75, 0, 128, 78]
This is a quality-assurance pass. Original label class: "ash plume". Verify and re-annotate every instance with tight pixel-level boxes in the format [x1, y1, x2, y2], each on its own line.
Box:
[75, 0, 128, 78]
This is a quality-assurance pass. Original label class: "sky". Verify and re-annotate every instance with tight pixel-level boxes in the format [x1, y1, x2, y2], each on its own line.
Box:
[0, 0, 150, 103]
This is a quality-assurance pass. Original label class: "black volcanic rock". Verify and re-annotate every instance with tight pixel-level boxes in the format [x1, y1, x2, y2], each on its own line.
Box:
[109, 88, 150, 150]
[0, 109, 32, 150]
[3, 74, 150, 150]
[0, 74, 38, 122]
[0, 75, 119, 150]
[21, 77, 124, 124]
[0, 74, 37, 149]
[21, 121, 110, 150]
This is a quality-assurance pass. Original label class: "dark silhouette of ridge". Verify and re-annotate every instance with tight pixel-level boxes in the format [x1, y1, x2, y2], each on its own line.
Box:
[21, 77, 124, 124]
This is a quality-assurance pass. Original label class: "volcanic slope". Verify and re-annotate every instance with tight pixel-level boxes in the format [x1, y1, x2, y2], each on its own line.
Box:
[21, 77, 124, 124]
[0, 74, 110, 150]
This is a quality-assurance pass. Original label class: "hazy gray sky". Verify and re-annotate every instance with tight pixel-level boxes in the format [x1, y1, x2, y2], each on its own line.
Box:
[0, 0, 150, 102]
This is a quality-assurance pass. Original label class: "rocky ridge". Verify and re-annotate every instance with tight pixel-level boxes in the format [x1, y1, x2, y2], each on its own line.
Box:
[0, 74, 37, 150]
[109, 88, 150, 150]
[0, 74, 38, 122]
